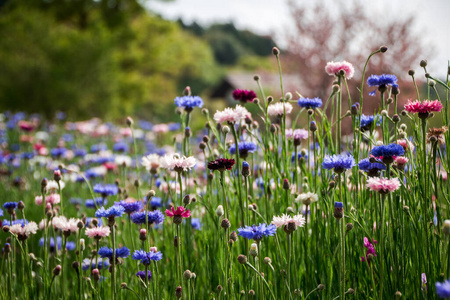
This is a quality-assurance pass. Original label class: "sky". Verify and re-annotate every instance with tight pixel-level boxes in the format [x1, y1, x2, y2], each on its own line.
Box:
[147, 0, 449, 73]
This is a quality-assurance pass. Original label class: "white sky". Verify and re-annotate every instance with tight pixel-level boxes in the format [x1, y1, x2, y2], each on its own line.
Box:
[146, 0, 449, 73]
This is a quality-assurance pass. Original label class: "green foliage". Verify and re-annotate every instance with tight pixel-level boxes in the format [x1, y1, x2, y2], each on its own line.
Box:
[0, 2, 220, 121]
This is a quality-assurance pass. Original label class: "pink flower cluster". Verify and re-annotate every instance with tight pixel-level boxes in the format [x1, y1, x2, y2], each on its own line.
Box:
[404, 99, 443, 114]
[160, 154, 197, 172]
[166, 206, 191, 218]
[366, 177, 401, 194]
[267, 102, 293, 117]
[325, 61, 355, 80]
[85, 226, 111, 239]
[214, 105, 250, 124]
[361, 237, 377, 263]
[285, 129, 308, 140]
[35, 194, 61, 206]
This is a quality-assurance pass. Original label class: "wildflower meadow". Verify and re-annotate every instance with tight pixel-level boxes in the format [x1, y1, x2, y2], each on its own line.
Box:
[2, 47, 450, 300]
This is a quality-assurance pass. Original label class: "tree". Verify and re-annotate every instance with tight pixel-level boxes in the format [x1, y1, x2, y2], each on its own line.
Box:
[284, 0, 430, 118]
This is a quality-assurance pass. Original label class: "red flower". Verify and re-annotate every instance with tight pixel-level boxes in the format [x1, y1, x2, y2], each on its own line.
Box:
[404, 99, 443, 114]
[166, 206, 191, 218]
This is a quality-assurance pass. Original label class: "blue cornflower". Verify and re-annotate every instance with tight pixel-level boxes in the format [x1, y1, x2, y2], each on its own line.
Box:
[113, 142, 129, 153]
[359, 114, 381, 131]
[131, 211, 165, 225]
[358, 158, 386, 176]
[136, 270, 152, 280]
[436, 279, 450, 298]
[229, 142, 257, 158]
[367, 74, 398, 96]
[174, 96, 204, 111]
[50, 147, 67, 158]
[150, 197, 162, 208]
[371, 144, 404, 162]
[115, 201, 143, 214]
[242, 161, 249, 168]
[98, 247, 114, 258]
[115, 247, 130, 258]
[95, 206, 125, 218]
[335, 202, 343, 208]
[0, 208, 3, 217]
[85, 198, 107, 208]
[3, 202, 18, 214]
[191, 218, 202, 230]
[168, 123, 181, 131]
[297, 97, 323, 109]
[84, 168, 104, 179]
[93, 184, 119, 197]
[237, 223, 277, 241]
[73, 148, 87, 157]
[132, 249, 163, 266]
[322, 154, 355, 173]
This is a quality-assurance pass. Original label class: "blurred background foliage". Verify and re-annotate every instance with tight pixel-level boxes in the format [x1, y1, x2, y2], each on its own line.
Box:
[0, 0, 276, 122]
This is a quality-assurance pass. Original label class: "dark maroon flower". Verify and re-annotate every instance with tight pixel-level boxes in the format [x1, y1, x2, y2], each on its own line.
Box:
[207, 158, 235, 172]
[232, 89, 257, 103]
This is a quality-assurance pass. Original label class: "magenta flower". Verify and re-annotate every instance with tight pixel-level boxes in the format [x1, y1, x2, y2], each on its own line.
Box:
[404, 99, 443, 114]
[166, 206, 191, 218]
[361, 237, 377, 263]
[232, 89, 257, 103]
[325, 61, 355, 80]
[366, 177, 401, 194]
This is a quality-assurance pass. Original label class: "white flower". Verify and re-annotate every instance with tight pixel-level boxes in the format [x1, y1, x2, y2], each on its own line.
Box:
[160, 154, 197, 172]
[53, 216, 81, 234]
[141, 154, 161, 171]
[267, 102, 293, 117]
[115, 155, 132, 167]
[272, 214, 306, 228]
[296, 192, 319, 205]
[47, 180, 65, 192]
[214, 105, 250, 124]
[10, 222, 38, 238]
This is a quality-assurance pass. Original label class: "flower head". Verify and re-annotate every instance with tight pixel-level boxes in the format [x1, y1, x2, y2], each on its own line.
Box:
[427, 127, 448, 144]
[232, 89, 257, 103]
[85, 226, 111, 239]
[214, 105, 250, 124]
[10, 222, 38, 240]
[85, 197, 107, 208]
[207, 158, 235, 172]
[131, 211, 165, 225]
[132, 249, 163, 266]
[436, 279, 450, 298]
[229, 142, 257, 158]
[93, 184, 118, 197]
[272, 214, 306, 229]
[404, 99, 443, 115]
[52, 216, 81, 234]
[160, 154, 197, 172]
[136, 270, 152, 280]
[174, 96, 204, 111]
[285, 129, 309, 141]
[98, 246, 130, 259]
[371, 144, 404, 163]
[325, 61, 355, 79]
[322, 154, 355, 173]
[115, 200, 143, 214]
[367, 74, 398, 95]
[35, 194, 61, 206]
[295, 192, 318, 205]
[141, 154, 161, 173]
[359, 114, 381, 131]
[3, 202, 18, 214]
[95, 206, 125, 218]
[297, 97, 322, 109]
[166, 206, 191, 222]
[361, 237, 377, 263]
[358, 158, 386, 177]
[237, 223, 277, 241]
[366, 177, 401, 194]
[267, 102, 293, 117]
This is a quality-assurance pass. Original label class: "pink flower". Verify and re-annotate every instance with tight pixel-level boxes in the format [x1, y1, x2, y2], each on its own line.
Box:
[214, 105, 250, 124]
[160, 154, 197, 172]
[53, 216, 81, 234]
[166, 206, 191, 218]
[397, 139, 415, 152]
[85, 226, 111, 239]
[10, 222, 38, 240]
[267, 102, 293, 117]
[35, 194, 61, 205]
[361, 237, 377, 263]
[366, 177, 401, 194]
[395, 156, 408, 165]
[285, 129, 308, 140]
[153, 124, 170, 133]
[325, 61, 355, 80]
[404, 99, 443, 114]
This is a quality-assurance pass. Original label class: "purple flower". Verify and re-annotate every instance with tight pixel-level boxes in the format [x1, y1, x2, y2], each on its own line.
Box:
[322, 154, 355, 173]
[93, 184, 118, 197]
[115, 201, 143, 214]
[297, 97, 322, 109]
[237, 223, 277, 241]
[132, 249, 163, 266]
[131, 211, 165, 225]
[229, 142, 257, 158]
[174, 96, 204, 111]
[136, 270, 152, 280]
[436, 279, 450, 298]
[95, 206, 125, 218]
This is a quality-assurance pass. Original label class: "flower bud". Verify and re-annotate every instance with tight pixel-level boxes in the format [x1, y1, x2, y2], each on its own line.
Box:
[282, 178, 290, 190]
[249, 290, 255, 296]
[121, 282, 128, 289]
[428, 79, 436, 87]
[285, 92, 292, 101]
[249, 243, 258, 257]
[183, 86, 191, 96]
[183, 270, 192, 280]
[222, 125, 230, 134]
[408, 70, 415, 76]
[183, 194, 191, 206]
[346, 223, 353, 232]
[272, 47, 280, 56]
[392, 114, 400, 123]
[332, 84, 340, 93]
[420, 60, 427, 68]
[237, 254, 248, 264]
[139, 229, 147, 241]
[230, 231, 238, 242]
[18, 201, 25, 210]
[53, 265, 62, 276]
[175, 286, 182, 299]
[216, 205, 224, 217]
[72, 261, 80, 270]
[443, 220, 450, 235]
[380, 46, 388, 53]
[92, 268, 100, 281]
[221, 218, 231, 230]
[126, 117, 134, 126]
[310, 121, 317, 132]
[199, 142, 206, 150]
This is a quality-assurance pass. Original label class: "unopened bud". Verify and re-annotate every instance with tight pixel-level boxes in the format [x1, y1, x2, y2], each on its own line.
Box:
[126, 117, 134, 126]
[216, 205, 224, 217]
[443, 220, 450, 235]
[380, 46, 388, 53]
[139, 229, 147, 241]
[222, 125, 230, 134]
[420, 60, 427, 68]
[408, 70, 415, 76]
[221, 218, 231, 230]
[53, 265, 62, 276]
[237, 254, 248, 264]
[183, 270, 192, 280]
[272, 47, 280, 56]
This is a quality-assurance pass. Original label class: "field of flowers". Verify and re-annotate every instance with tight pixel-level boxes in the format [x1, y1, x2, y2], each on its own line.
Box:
[1, 47, 450, 299]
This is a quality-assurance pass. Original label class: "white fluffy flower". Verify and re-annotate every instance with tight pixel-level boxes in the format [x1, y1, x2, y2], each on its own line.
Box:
[296, 192, 319, 205]
[267, 102, 293, 117]
[272, 214, 306, 228]
[47, 180, 65, 192]
[10, 222, 38, 238]
[115, 155, 132, 167]
[160, 154, 197, 172]
[213, 105, 250, 124]
[53, 216, 81, 234]
[141, 154, 161, 172]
